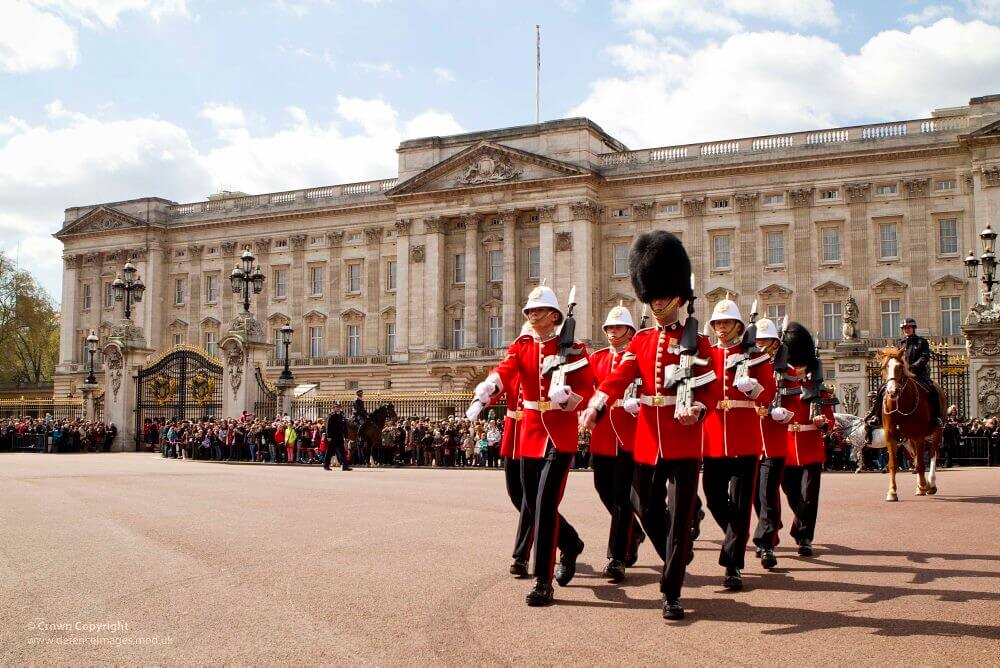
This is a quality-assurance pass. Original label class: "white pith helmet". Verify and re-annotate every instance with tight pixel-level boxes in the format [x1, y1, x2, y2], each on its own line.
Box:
[602, 304, 636, 332]
[755, 317, 780, 340]
[709, 295, 745, 326]
[522, 285, 564, 321]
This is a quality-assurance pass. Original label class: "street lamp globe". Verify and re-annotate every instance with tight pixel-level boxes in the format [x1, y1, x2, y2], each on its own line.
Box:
[965, 250, 980, 278]
[981, 224, 997, 255]
[112, 274, 125, 301]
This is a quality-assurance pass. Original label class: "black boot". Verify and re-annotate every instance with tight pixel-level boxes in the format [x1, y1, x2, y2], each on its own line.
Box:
[625, 529, 645, 568]
[723, 567, 743, 591]
[797, 539, 813, 557]
[554, 539, 584, 587]
[602, 559, 626, 583]
[526, 579, 554, 607]
[760, 548, 778, 570]
[662, 596, 684, 620]
[690, 508, 705, 541]
[509, 559, 529, 577]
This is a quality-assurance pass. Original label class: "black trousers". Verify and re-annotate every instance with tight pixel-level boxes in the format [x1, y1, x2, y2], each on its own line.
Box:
[634, 458, 700, 599]
[325, 439, 348, 469]
[521, 446, 579, 581]
[752, 456, 786, 549]
[592, 451, 645, 561]
[702, 455, 759, 570]
[781, 463, 822, 543]
[504, 456, 533, 562]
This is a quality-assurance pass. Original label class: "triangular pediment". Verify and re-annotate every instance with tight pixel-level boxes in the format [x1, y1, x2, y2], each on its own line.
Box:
[968, 118, 1000, 138]
[201, 316, 221, 328]
[604, 292, 636, 308]
[444, 300, 465, 314]
[339, 307, 365, 319]
[871, 277, 908, 293]
[267, 311, 290, 323]
[303, 309, 327, 321]
[705, 287, 738, 303]
[931, 274, 966, 291]
[813, 280, 850, 295]
[758, 283, 793, 299]
[168, 319, 189, 329]
[55, 206, 147, 238]
[386, 141, 593, 196]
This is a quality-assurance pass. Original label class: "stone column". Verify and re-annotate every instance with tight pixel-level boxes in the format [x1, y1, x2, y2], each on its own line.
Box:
[80, 382, 97, 421]
[140, 244, 165, 350]
[220, 313, 272, 419]
[394, 220, 411, 359]
[423, 217, 446, 350]
[735, 193, 760, 304]
[102, 321, 152, 452]
[569, 200, 600, 343]
[288, 234, 307, 355]
[682, 197, 706, 319]
[788, 188, 815, 320]
[963, 317, 1000, 420]
[904, 178, 931, 327]
[463, 213, 482, 348]
[58, 254, 81, 370]
[833, 339, 869, 417]
[632, 201, 655, 235]
[187, 244, 204, 347]
[253, 238, 272, 328]
[328, 232, 344, 355]
[500, 209, 520, 343]
[362, 227, 382, 355]
[534, 205, 556, 337]
[844, 183, 871, 327]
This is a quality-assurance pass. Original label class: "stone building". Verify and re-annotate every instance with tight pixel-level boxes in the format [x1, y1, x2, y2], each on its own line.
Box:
[55, 93, 1000, 399]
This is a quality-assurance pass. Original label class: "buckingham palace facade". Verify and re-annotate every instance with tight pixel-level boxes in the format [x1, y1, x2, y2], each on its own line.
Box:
[54, 93, 1000, 397]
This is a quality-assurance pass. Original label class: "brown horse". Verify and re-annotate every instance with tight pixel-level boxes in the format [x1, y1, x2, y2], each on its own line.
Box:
[346, 403, 397, 464]
[877, 347, 945, 502]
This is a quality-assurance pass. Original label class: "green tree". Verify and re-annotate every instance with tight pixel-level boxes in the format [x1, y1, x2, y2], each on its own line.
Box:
[0, 252, 59, 384]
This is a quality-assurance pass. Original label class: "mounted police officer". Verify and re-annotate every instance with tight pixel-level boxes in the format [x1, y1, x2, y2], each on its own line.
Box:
[352, 389, 369, 429]
[864, 317, 942, 443]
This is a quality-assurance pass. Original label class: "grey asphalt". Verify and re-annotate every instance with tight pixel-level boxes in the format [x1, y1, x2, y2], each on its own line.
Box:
[1, 454, 998, 666]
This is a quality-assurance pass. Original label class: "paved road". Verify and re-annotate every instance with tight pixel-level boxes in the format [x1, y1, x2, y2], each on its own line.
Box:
[1, 454, 998, 665]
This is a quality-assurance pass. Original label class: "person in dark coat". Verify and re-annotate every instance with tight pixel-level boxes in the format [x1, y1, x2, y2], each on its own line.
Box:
[325, 403, 350, 470]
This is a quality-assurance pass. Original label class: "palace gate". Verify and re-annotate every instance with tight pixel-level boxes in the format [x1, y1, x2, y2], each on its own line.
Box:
[866, 345, 970, 418]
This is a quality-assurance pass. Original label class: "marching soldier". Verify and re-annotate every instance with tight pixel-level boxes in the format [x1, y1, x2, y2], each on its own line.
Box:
[468, 286, 595, 606]
[589, 304, 647, 582]
[751, 318, 788, 570]
[779, 322, 835, 557]
[581, 231, 714, 621]
[703, 299, 775, 591]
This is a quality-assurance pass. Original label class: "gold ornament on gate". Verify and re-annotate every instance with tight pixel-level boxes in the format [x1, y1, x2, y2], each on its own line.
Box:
[190, 370, 216, 405]
[152, 374, 177, 405]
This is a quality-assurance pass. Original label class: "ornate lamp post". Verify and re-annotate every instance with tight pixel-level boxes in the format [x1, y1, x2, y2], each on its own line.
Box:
[230, 246, 265, 313]
[85, 330, 99, 385]
[111, 258, 145, 320]
[279, 323, 294, 382]
[964, 223, 998, 312]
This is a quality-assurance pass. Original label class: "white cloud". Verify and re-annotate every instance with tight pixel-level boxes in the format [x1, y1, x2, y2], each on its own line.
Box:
[0, 0, 78, 73]
[34, 0, 190, 29]
[0, 99, 462, 297]
[354, 61, 400, 77]
[612, 0, 838, 34]
[571, 18, 1000, 148]
[964, 0, 1000, 20]
[900, 4, 954, 25]
[433, 67, 455, 82]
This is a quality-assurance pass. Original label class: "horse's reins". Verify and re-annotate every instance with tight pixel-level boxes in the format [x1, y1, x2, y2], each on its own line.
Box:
[884, 376, 919, 417]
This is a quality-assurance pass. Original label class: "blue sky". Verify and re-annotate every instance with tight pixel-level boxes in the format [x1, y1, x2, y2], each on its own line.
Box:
[2, 0, 1000, 299]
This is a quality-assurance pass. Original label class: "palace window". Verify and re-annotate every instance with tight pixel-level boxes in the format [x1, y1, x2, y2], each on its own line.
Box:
[878, 223, 898, 259]
[385, 322, 396, 354]
[711, 198, 730, 210]
[819, 189, 840, 201]
[766, 231, 785, 266]
[205, 274, 218, 303]
[527, 248, 540, 280]
[347, 264, 361, 293]
[81, 284, 92, 310]
[880, 298, 901, 338]
[452, 318, 464, 350]
[274, 239, 288, 249]
[204, 332, 217, 358]
[875, 184, 897, 196]
[613, 243, 629, 276]
[347, 325, 361, 357]
[938, 218, 958, 255]
[172, 333, 183, 346]
[611, 207, 630, 218]
[386, 260, 397, 291]
[941, 296, 961, 336]
[273, 328, 286, 359]
[174, 278, 185, 305]
[104, 282, 114, 309]
[454, 254, 466, 285]
[763, 193, 784, 206]
[822, 302, 842, 341]
[274, 268, 288, 298]
[309, 326, 324, 358]
[489, 316, 503, 348]
[766, 304, 786, 321]
[310, 266, 324, 296]
[935, 179, 956, 191]
[489, 250, 503, 283]
[712, 234, 732, 271]
[822, 227, 841, 263]
[661, 202, 680, 214]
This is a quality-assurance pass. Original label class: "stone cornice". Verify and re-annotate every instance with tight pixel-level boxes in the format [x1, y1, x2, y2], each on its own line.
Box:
[735, 192, 758, 212]
[631, 201, 655, 220]
[682, 197, 706, 216]
[394, 219, 412, 236]
[569, 199, 602, 222]
[903, 177, 930, 198]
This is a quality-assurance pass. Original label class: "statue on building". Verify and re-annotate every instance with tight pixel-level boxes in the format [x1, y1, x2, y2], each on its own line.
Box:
[842, 296, 860, 341]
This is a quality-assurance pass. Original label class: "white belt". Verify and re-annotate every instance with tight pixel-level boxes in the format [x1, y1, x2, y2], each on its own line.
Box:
[639, 394, 677, 407]
[788, 423, 818, 432]
[522, 400, 555, 412]
[716, 399, 757, 411]
[506, 409, 523, 420]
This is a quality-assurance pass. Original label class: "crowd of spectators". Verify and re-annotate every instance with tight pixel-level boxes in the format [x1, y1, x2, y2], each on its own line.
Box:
[0, 415, 117, 452]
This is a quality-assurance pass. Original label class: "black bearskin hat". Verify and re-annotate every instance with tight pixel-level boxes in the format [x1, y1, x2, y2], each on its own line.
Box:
[783, 321, 818, 370]
[629, 231, 693, 304]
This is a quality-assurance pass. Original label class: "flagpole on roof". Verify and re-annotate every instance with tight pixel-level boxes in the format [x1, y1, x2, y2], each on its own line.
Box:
[535, 25, 541, 124]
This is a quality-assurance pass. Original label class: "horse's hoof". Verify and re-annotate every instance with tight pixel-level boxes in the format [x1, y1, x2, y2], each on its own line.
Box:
[915, 489, 926, 496]
[886, 493, 898, 502]
[927, 486, 937, 495]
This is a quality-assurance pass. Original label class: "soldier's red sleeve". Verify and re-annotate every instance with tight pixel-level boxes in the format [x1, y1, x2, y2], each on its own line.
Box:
[567, 344, 596, 408]
[693, 335, 720, 411]
[594, 340, 640, 404]
[492, 339, 523, 396]
[753, 357, 777, 407]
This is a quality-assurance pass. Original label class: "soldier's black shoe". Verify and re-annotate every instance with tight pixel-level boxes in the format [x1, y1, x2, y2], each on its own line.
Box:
[723, 567, 743, 591]
[754, 545, 763, 559]
[760, 548, 778, 570]
[662, 597, 684, 620]
[554, 539, 584, 587]
[625, 530, 645, 567]
[690, 509, 706, 541]
[797, 540, 813, 557]
[526, 579, 554, 607]
[602, 559, 626, 583]
[509, 559, 529, 577]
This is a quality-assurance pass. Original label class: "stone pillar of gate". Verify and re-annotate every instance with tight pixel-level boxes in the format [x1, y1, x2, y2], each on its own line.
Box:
[832, 340, 869, 417]
[102, 319, 153, 451]
[79, 382, 98, 422]
[275, 377, 294, 419]
[962, 318, 1000, 420]
[220, 312, 271, 419]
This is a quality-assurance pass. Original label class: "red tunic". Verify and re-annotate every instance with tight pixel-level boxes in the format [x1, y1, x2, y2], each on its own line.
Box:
[589, 346, 637, 457]
[782, 370, 835, 467]
[703, 343, 776, 458]
[492, 334, 595, 458]
[497, 376, 522, 459]
[594, 325, 715, 465]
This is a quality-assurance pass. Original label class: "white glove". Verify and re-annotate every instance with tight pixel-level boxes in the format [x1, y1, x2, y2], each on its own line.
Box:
[465, 401, 484, 421]
[735, 377, 759, 394]
[474, 381, 494, 405]
[770, 407, 793, 424]
[812, 414, 828, 428]
[622, 397, 640, 416]
[548, 384, 572, 405]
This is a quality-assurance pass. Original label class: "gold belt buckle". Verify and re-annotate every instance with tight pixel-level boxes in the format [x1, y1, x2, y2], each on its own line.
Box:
[538, 401, 552, 412]
[756, 406, 769, 418]
[515, 410, 523, 420]
[719, 399, 732, 411]
[651, 395, 666, 407]
[789, 424, 800, 432]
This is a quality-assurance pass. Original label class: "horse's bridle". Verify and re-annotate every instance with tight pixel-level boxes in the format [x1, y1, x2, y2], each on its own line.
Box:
[884, 375, 919, 417]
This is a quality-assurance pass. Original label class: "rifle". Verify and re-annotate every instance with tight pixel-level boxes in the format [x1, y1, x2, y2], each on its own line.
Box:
[770, 315, 791, 413]
[662, 275, 715, 419]
[541, 287, 583, 395]
[733, 299, 762, 385]
[638, 304, 649, 329]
